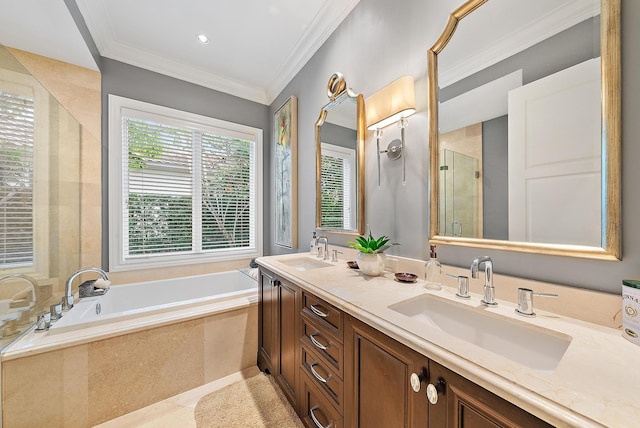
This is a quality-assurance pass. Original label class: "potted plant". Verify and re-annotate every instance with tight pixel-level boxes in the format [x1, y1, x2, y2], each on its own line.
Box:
[349, 230, 398, 276]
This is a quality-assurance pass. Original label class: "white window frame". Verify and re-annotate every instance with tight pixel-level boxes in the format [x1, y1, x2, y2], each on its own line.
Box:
[108, 95, 263, 271]
[0, 69, 49, 278]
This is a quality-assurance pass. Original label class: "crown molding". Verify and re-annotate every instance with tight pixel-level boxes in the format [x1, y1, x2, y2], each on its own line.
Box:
[76, 0, 268, 103]
[76, 0, 360, 105]
[265, 0, 360, 103]
[440, 0, 600, 88]
[103, 41, 269, 104]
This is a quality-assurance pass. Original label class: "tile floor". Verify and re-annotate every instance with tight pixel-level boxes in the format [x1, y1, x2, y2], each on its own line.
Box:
[95, 366, 261, 427]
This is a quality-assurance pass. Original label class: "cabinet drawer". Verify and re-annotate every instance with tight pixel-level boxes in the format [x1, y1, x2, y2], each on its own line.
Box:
[302, 292, 343, 339]
[301, 345, 344, 413]
[301, 314, 344, 376]
[300, 370, 343, 428]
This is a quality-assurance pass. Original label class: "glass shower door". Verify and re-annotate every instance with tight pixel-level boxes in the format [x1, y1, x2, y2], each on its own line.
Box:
[439, 149, 481, 238]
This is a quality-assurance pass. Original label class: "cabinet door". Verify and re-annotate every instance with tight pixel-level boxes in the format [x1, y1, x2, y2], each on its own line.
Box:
[277, 277, 300, 409]
[428, 361, 553, 428]
[258, 269, 277, 373]
[344, 315, 429, 428]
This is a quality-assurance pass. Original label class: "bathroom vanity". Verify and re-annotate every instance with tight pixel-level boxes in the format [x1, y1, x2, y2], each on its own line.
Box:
[257, 253, 638, 428]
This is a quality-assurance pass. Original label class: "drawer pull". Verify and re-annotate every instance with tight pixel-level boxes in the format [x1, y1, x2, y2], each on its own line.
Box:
[310, 333, 329, 350]
[310, 362, 329, 384]
[310, 304, 329, 318]
[309, 406, 330, 428]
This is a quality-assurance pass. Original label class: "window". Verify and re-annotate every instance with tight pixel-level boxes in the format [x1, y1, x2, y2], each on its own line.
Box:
[0, 89, 34, 267]
[108, 95, 262, 271]
[0, 71, 48, 276]
[320, 143, 356, 230]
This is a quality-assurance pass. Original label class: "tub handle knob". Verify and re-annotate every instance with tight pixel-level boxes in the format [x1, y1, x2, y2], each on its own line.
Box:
[35, 312, 51, 332]
[50, 301, 63, 322]
[62, 295, 74, 311]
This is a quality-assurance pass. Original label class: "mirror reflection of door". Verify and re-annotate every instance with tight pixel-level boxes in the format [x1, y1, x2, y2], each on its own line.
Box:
[508, 58, 601, 246]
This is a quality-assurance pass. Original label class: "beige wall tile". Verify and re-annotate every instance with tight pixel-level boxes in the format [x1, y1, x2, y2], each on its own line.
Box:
[86, 319, 205, 425]
[204, 305, 258, 382]
[7, 48, 101, 140]
[62, 345, 90, 427]
[3, 346, 68, 427]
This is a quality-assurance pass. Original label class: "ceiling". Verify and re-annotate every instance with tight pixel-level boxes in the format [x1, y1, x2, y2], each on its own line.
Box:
[0, 0, 360, 105]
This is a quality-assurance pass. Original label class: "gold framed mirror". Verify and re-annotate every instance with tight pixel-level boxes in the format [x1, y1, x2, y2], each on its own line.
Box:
[428, 0, 621, 260]
[315, 72, 365, 236]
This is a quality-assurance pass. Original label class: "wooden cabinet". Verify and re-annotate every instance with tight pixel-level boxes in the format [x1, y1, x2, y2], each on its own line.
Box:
[258, 269, 276, 373]
[427, 361, 553, 428]
[299, 291, 345, 427]
[258, 267, 554, 428]
[344, 315, 429, 428]
[257, 268, 300, 409]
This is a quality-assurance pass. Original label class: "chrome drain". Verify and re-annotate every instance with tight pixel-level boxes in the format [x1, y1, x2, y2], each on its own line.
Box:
[96, 303, 101, 315]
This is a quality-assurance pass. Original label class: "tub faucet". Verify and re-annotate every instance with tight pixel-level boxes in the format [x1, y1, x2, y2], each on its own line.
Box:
[317, 236, 329, 260]
[63, 268, 110, 311]
[470, 256, 496, 306]
[0, 274, 38, 308]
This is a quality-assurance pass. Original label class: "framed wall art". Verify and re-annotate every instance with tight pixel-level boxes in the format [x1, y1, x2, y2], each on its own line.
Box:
[274, 95, 298, 248]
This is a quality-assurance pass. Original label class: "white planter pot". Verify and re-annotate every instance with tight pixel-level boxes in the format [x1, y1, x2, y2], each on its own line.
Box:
[356, 252, 386, 276]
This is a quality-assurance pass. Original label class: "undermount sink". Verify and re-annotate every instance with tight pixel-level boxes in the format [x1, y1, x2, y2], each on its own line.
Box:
[389, 294, 572, 371]
[278, 257, 333, 271]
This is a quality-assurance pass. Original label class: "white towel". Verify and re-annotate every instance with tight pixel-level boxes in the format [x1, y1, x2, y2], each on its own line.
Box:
[93, 278, 111, 289]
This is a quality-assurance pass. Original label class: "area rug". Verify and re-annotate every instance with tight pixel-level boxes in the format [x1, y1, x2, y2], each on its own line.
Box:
[194, 372, 304, 427]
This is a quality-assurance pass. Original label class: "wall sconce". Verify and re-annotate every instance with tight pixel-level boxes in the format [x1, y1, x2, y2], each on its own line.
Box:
[365, 76, 416, 187]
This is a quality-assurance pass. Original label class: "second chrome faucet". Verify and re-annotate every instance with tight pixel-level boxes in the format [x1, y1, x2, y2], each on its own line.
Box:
[470, 256, 496, 306]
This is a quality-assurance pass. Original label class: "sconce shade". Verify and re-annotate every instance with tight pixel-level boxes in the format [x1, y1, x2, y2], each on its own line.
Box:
[366, 75, 416, 130]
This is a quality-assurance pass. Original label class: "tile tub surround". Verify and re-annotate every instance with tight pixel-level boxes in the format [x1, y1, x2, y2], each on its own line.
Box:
[1, 304, 258, 427]
[258, 252, 637, 428]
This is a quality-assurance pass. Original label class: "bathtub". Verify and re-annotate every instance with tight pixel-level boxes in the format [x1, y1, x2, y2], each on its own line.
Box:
[48, 269, 257, 335]
[1, 268, 260, 427]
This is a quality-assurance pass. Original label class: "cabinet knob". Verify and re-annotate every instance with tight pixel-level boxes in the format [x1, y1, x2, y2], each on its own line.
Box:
[427, 378, 446, 405]
[410, 370, 427, 393]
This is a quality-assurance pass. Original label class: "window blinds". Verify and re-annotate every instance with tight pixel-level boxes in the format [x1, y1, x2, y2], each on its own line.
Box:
[0, 90, 34, 267]
[124, 117, 193, 255]
[122, 115, 255, 259]
[320, 143, 355, 230]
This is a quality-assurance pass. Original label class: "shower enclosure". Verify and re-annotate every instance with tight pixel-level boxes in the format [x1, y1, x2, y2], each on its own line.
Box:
[438, 149, 481, 238]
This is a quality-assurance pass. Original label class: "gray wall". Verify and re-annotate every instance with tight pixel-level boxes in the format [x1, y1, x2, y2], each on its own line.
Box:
[100, 58, 270, 268]
[321, 122, 357, 149]
[482, 116, 508, 240]
[440, 17, 600, 101]
[267, 0, 640, 294]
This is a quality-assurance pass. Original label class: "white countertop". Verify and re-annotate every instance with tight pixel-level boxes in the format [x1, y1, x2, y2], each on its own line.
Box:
[258, 253, 640, 428]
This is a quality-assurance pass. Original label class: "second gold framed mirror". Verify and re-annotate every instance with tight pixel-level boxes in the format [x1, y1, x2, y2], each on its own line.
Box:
[428, 0, 621, 260]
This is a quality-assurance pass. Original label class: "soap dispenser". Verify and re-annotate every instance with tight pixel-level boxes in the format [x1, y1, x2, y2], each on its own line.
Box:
[309, 231, 318, 254]
[424, 244, 442, 290]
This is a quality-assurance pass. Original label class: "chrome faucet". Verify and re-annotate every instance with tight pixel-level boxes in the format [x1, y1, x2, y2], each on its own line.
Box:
[470, 256, 496, 306]
[0, 274, 38, 307]
[63, 267, 110, 311]
[316, 236, 329, 260]
[0, 274, 40, 333]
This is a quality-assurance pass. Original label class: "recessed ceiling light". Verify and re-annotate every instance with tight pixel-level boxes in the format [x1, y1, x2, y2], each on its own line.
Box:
[196, 34, 209, 44]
